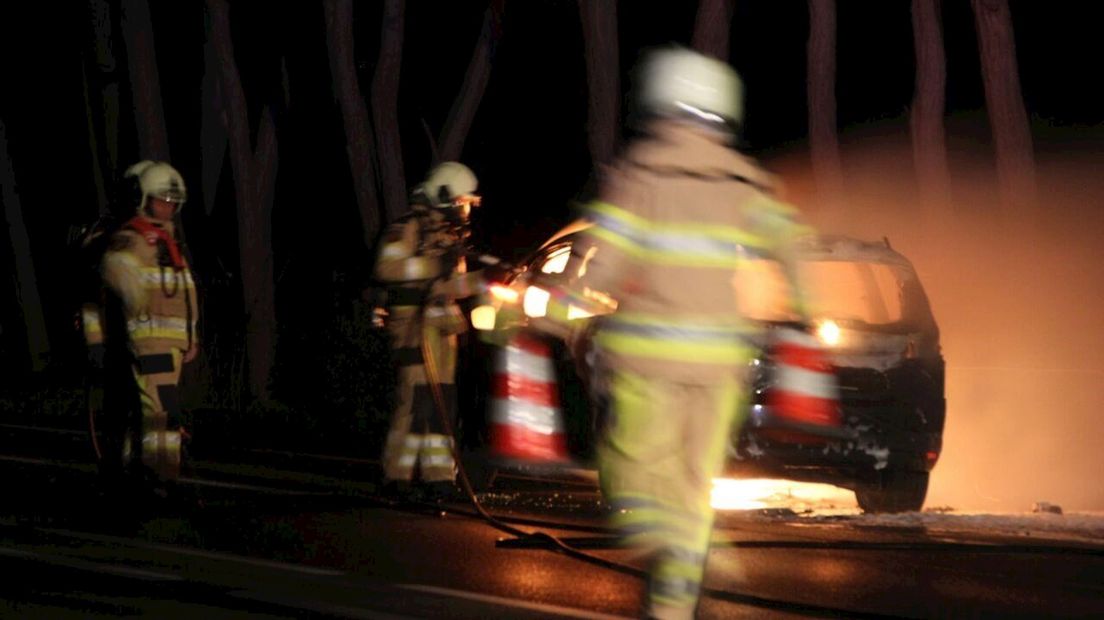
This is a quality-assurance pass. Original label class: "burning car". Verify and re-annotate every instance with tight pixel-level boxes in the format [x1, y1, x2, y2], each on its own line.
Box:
[467, 225, 945, 513]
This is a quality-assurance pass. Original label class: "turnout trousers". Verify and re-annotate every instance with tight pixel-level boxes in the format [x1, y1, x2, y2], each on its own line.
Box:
[382, 325, 459, 484]
[599, 368, 748, 620]
[123, 347, 184, 481]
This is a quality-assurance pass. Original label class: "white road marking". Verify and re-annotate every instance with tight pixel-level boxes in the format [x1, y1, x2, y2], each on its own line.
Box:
[0, 546, 183, 582]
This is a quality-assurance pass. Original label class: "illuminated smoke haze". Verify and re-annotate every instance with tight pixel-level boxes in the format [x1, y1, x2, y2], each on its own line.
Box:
[764, 118, 1104, 512]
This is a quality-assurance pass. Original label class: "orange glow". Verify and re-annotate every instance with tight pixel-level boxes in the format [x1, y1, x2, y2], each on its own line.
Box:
[816, 319, 841, 346]
[711, 478, 856, 511]
[488, 283, 520, 303]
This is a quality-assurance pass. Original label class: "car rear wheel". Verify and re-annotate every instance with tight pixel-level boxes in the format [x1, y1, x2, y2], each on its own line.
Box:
[855, 470, 929, 513]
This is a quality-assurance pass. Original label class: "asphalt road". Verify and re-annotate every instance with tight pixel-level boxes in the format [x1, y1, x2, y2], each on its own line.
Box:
[1, 425, 1102, 618]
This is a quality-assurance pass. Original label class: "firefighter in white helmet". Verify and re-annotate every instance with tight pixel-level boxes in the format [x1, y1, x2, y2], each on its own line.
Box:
[373, 161, 487, 501]
[82, 160, 199, 490]
[528, 47, 813, 619]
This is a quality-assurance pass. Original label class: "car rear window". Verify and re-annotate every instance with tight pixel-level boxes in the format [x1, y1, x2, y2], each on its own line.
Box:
[739, 259, 907, 326]
[801, 261, 905, 325]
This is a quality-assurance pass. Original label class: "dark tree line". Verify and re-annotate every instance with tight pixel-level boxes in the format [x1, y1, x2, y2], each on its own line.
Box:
[0, 0, 1036, 409]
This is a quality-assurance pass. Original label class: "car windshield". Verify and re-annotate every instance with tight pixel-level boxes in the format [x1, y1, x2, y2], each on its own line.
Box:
[530, 238, 926, 329]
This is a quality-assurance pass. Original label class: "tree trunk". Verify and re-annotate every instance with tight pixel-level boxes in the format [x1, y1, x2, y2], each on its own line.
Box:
[372, 0, 408, 222]
[971, 0, 1035, 213]
[120, 0, 170, 161]
[86, 0, 121, 213]
[438, 1, 505, 164]
[323, 0, 383, 248]
[578, 0, 620, 170]
[692, 0, 734, 60]
[0, 120, 49, 371]
[806, 0, 844, 213]
[199, 35, 228, 217]
[81, 60, 110, 216]
[910, 0, 952, 223]
[207, 0, 279, 404]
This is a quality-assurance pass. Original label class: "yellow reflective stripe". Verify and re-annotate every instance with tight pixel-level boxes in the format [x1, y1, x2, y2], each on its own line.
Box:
[380, 240, 409, 260]
[82, 310, 103, 335]
[591, 196, 772, 247]
[597, 331, 754, 364]
[422, 434, 454, 448]
[128, 316, 191, 340]
[137, 268, 196, 286]
[610, 312, 753, 333]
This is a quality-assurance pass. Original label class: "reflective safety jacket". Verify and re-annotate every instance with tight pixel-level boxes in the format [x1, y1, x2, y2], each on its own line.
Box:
[84, 216, 198, 355]
[546, 120, 811, 383]
[374, 207, 485, 354]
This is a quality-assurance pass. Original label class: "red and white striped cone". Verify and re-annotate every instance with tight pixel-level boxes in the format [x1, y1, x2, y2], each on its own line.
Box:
[488, 331, 571, 465]
[761, 326, 846, 445]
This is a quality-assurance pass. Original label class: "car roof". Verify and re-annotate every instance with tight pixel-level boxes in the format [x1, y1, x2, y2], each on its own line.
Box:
[795, 235, 916, 268]
[538, 220, 916, 269]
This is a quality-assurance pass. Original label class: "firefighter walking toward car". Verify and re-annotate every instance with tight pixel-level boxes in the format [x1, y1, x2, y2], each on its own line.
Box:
[81, 160, 199, 490]
[530, 48, 813, 619]
[374, 162, 487, 501]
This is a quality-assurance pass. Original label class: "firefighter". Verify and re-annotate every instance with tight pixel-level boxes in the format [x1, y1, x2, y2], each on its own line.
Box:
[82, 160, 199, 490]
[531, 48, 812, 619]
[374, 161, 487, 501]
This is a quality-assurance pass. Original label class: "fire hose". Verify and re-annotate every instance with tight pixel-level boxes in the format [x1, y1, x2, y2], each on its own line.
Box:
[416, 294, 648, 580]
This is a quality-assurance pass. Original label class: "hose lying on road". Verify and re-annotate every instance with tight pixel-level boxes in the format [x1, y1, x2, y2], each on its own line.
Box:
[419, 325, 646, 580]
[419, 328, 927, 618]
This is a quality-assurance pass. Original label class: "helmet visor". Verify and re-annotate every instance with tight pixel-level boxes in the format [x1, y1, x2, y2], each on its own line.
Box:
[154, 188, 187, 204]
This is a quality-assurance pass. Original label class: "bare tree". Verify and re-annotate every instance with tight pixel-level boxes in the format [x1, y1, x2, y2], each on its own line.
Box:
[0, 120, 49, 371]
[120, 0, 170, 161]
[199, 35, 228, 217]
[807, 0, 844, 213]
[372, 0, 408, 222]
[971, 0, 1035, 213]
[324, 0, 383, 248]
[692, 0, 734, 60]
[910, 0, 952, 222]
[437, 1, 505, 163]
[207, 0, 280, 403]
[578, 0, 621, 169]
[83, 0, 121, 215]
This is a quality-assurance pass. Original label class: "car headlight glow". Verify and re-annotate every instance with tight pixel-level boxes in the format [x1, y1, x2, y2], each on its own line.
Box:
[523, 286, 551, 318]
[816, 319, 841, 347]
[470, 305, 497, 331]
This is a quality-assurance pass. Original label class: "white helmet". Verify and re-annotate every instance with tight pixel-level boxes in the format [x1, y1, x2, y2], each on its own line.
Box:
[136, 162, 187, 213]
[421, 161, 479, 209]
[638, 46, 744, 128]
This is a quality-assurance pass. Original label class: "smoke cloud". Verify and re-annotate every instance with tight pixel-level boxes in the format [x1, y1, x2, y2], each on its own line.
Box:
[764, 121, 1104, 512]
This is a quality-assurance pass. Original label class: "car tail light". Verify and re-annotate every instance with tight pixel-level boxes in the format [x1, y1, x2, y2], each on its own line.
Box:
[924, 450, 940, 470]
